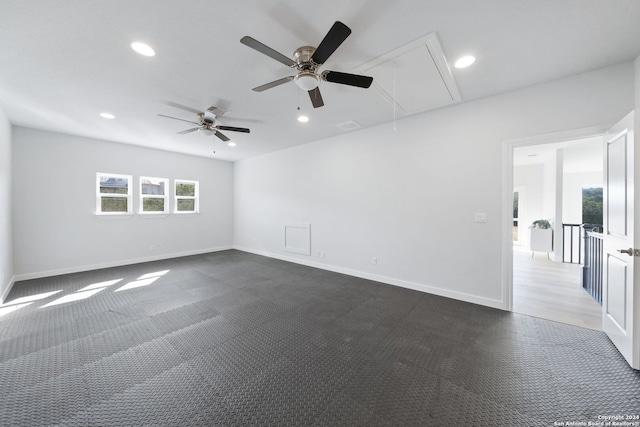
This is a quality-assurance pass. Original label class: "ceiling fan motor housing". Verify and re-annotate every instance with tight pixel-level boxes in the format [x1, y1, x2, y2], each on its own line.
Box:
[293, 46, 320, 90]
[294, 46, 316, 67]
[199, 111, 216, 124]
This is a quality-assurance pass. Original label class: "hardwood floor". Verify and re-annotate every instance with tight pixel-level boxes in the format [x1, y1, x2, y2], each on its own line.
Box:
[513, 246, 602, 330]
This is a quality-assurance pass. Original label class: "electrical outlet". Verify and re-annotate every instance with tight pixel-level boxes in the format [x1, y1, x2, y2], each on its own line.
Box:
[372, 257, 378, 265]
[150, 244, 155, 251]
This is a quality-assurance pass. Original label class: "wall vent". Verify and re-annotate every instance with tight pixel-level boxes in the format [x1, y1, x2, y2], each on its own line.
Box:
[284, 223, 311, 256]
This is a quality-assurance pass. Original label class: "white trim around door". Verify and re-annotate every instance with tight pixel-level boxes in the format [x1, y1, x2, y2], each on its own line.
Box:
[501, 125, 611, 312]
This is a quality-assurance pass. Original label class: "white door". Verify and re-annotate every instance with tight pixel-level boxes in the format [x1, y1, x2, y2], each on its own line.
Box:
[603, 111, 639, 369]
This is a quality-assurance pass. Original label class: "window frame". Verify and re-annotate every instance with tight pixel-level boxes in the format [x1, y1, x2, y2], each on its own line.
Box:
[174, 179, 199, 214]
[139, 176, 169, 215]
[96, 173, 133, 215]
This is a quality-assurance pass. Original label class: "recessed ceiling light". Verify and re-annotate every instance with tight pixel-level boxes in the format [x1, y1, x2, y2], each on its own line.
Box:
[228, 142, 237, 147]
[454, 55, 475, 69]
[297, 115, 309, 123]
[99, 112, 115, 119]
[131, 42, 155, 57]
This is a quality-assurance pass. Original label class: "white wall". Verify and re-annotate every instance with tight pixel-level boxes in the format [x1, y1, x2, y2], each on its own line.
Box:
[544, 151, 560, 229]
[234, 62, 634, 309]
[0, 104, 12, 302]
[514, 164, 545, 248]
[12, 127, 234, 279]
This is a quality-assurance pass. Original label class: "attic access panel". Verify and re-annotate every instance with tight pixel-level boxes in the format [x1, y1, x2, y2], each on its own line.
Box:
[358, 33, 461, 114]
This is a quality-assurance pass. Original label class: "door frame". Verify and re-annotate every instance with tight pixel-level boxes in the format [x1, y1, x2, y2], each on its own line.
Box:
[501, 125, 611, 311]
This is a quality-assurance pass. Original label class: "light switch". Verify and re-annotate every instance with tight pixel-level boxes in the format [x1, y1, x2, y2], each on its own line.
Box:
[475, 213, 487, 223]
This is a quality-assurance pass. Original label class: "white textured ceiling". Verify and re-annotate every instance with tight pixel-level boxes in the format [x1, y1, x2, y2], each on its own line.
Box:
[1, 0, 640, 161]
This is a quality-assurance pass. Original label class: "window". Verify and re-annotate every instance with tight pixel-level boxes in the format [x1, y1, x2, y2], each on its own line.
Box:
[96, 173, 132, 214]
[140, 176, 168, 214]
[175, 179, 199, 213]
[582, 186, 603, 227]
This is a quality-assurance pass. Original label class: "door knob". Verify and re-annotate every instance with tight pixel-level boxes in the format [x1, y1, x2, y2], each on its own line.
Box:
[618, 248, 634, 256]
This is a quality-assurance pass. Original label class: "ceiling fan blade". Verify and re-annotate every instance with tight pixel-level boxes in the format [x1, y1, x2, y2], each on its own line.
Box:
[252, 76, 295, 92]
[214, 131, 230, 142]
[157, 113, 200, 125]
[217, 125, 250, 133]
[166, 102, 202, 114]
[311, 21, 351, 65]
[206, 106, 229, 117]
[241, 36, 296, 67]
[308, 87, 324, 108]
[219, 116, 264, 124]
[322, 71, 373, 88]
[177, 128, 199, 134]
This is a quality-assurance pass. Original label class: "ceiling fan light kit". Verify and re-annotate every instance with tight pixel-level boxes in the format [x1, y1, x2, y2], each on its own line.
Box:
[295, 72, 320, 91]
[241, 21, 374, 109]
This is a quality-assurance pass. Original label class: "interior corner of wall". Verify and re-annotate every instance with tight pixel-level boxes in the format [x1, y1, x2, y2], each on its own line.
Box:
[1, 276, 15, 305]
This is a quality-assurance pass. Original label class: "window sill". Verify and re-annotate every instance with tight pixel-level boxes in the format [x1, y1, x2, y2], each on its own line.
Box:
[173, 212, 200, 218]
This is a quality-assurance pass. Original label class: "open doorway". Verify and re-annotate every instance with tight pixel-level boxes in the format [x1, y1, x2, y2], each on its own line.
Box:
[507, 131, 604, 330]
[512, 186, 526, 246]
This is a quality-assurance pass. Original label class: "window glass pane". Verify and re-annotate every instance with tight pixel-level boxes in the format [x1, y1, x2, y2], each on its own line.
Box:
[177, 199, 195, 211]
[100, 176, 128, 194]
[176, 183, 195, 197]
[141, 178, 166, 195]
[143, 198, 165, 212]
[101, 197, 128, 212]
[582, 187, 603, 226]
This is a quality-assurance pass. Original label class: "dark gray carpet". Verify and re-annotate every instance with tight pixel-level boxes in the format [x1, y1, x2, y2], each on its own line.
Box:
[1, 250, 638, 426]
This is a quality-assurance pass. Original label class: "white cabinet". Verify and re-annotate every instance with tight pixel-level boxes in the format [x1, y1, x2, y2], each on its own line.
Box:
[530, 228, 553, 254]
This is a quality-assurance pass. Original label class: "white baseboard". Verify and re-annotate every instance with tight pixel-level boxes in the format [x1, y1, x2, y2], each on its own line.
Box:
[12, 246, 234, 283]
[11, 245, 507, 311]
[234, 246, 506, 311]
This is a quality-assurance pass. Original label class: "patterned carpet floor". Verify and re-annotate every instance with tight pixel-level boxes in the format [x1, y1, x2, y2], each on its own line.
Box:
[1, 250, 639, 426]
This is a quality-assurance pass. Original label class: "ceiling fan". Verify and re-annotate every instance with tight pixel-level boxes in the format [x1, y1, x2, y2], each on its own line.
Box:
[157, 105, 250, 141]
[240, 21, 373, 108]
